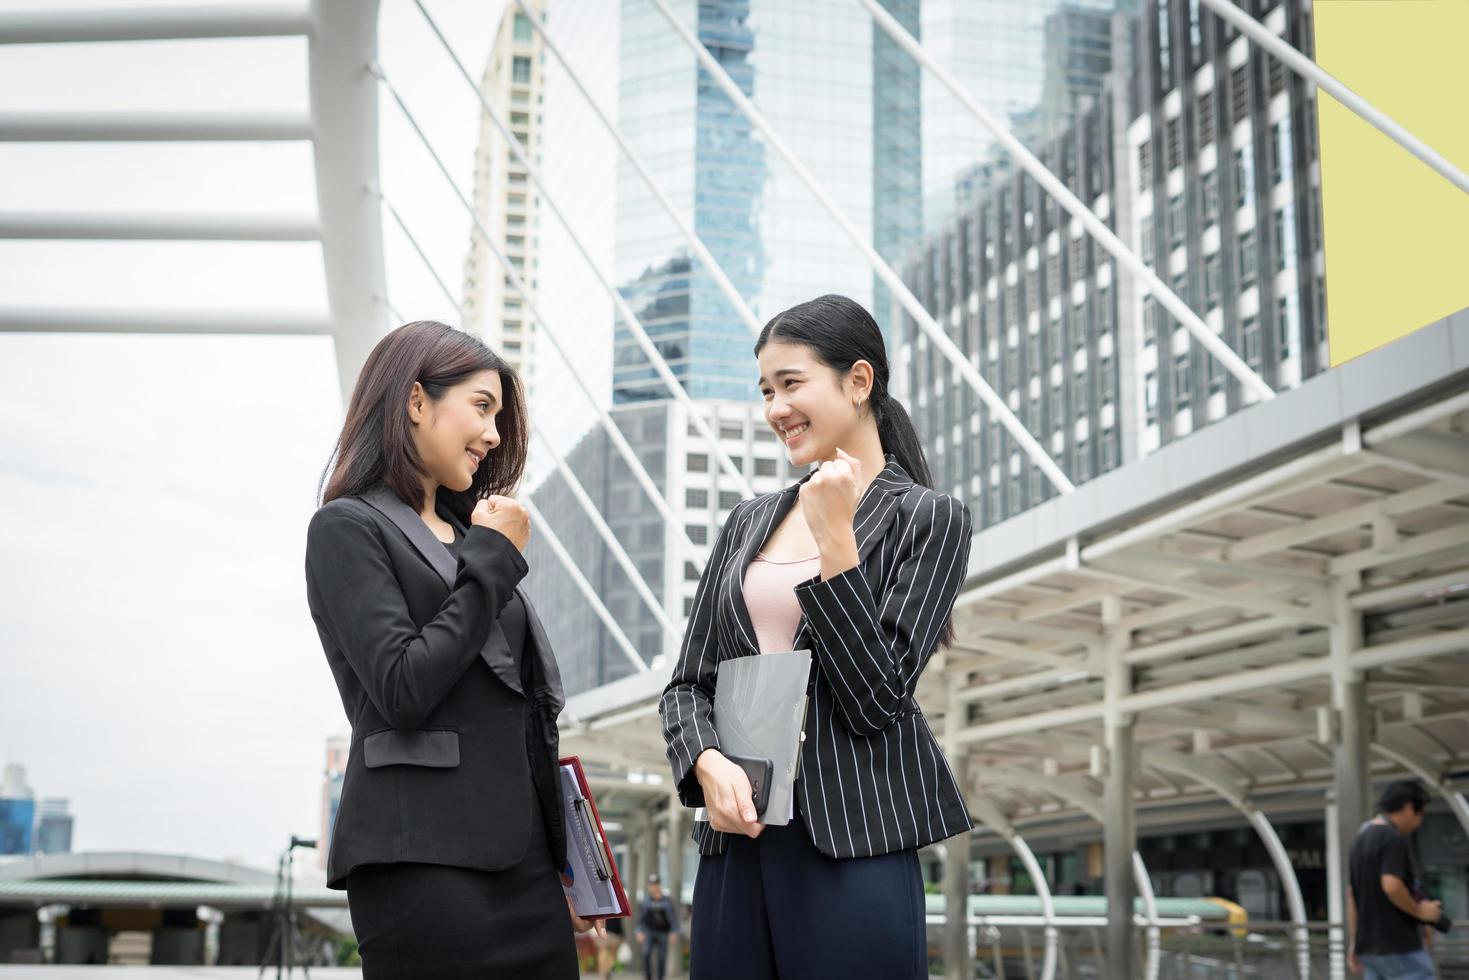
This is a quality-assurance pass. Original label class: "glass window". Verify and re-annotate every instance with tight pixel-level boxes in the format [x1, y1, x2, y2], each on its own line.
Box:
[1145, 371, 1159, 419]
[1172, 353, 1191, 407]
[685, 488, 707, 508]
[686, 452, 708, 473]
[1202, 169, 1219, 224]
[754, 457, 777, 477]
[1204, 252, 1222, 306]
[1231, 64, 1250, 121]
[1197, 90, 1215, 148]
[1242, 315, 1261, 367]
[685, 562, 700, 582]
[512, 56, 532, 85]
[718, 491, 741, 510]
[1234, 147, 1254, 209]
[1138, 140, 1153, 191]
[1168, 194, 1186, 248]
[1238, 229, 1257, 286]
[685, 524, 708, 546]
[1273, 207, 1294, 271]
[513, 13, 533, 43]
[1140, 215, 1154, 265]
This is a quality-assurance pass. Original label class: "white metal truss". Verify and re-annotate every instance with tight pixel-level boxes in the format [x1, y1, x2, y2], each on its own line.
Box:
[404, 8, 756, 500]
[0, 1, 388, 400]
[370, 78, 706, 573]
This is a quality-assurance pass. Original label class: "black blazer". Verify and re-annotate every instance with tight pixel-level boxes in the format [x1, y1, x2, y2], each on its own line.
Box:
[304, 485, 567, 889]
[659, 455, 975, 860]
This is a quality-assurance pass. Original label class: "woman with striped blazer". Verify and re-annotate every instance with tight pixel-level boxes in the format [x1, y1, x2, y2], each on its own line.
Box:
[659, 294, 974, 979]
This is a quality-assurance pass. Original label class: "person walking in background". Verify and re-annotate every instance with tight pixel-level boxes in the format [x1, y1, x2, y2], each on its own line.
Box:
[660, 295, 974, 979]
[636, 874, 678, 980]
[305, 320, 600, 979]
[1348, 780, 1447, 979]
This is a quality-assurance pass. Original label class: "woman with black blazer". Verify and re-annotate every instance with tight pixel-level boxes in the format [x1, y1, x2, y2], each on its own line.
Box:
[660, 295, 975, 979]
[305, 320, 599, 979]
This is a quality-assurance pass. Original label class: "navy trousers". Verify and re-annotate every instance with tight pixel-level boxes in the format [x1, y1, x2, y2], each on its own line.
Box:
[689, 810, 927, 979]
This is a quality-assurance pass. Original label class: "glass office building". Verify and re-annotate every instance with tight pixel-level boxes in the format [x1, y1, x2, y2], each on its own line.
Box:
[904, 0, 1328, 529]
[922, 0, 1122, 236]
[612, 0, 922, 401]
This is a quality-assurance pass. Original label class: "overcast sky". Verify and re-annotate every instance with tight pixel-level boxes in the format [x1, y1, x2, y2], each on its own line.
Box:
[0, 0, 617, 871]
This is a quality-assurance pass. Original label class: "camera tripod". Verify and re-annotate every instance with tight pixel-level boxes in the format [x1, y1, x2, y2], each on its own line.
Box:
[258, 835, 318, 979]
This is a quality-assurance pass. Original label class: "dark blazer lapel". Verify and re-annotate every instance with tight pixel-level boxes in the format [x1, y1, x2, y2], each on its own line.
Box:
[361, 484, 457, 589]
[360, 484, 523, 696]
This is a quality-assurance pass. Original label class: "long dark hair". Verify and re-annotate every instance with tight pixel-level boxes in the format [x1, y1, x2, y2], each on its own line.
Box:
[319, 320, 528, 527]
[755, 293, 934, 489]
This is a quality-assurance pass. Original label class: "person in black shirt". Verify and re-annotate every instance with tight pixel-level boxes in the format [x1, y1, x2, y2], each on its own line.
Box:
[636, 874, 679, 980]
[1347, 780, 1443, 978]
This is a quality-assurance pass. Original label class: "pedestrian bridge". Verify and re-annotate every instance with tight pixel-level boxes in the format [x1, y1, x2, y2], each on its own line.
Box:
[1, 3, 1465, 979]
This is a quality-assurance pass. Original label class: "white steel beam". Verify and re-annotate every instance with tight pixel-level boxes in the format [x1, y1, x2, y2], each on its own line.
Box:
[0, 111, 312, 142]
[0, 307, 331, 335]
[308, 0, 388, 402]
[395, 18, 756, 499]
[0, 3, 310, 43]
[0, 212, 320, 241]
[647, 0, 1073, 494]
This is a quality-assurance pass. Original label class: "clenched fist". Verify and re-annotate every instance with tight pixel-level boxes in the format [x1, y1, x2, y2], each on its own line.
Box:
[798, 447, 863, 544]
[471, 495, 532, 551]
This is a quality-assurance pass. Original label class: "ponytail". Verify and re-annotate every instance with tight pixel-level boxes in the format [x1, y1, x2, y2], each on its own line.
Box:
[872, 393, 933, 490]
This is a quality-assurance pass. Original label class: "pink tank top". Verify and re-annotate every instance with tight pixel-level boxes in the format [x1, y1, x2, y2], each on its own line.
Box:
[742, 554, 822, 654]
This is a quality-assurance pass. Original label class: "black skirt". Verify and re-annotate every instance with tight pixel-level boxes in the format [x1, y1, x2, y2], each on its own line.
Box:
[346, 790, 578, 980]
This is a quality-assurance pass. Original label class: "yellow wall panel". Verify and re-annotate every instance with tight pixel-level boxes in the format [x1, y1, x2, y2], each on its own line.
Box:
[1313, 0, 1469, 366]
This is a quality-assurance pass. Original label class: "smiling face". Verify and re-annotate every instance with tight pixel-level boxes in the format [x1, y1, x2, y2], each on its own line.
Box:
[407, 369, 504, 493]
[757, 340, 872, 468]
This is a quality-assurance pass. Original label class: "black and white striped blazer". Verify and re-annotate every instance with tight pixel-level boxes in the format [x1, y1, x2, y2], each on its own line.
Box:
[659, 454, 975, 860]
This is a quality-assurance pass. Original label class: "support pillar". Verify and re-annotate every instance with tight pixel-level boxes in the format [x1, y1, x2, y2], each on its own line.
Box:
[1331, 578, 1370, 924]
[667, 797, 686, 971]
[944, 678, 973, 980]
[1101, 596, 1137, 978]
[1326, 803, 1346, 980]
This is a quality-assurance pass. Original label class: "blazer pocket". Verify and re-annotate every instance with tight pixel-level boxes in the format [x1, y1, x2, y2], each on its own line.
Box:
[362, 729, 460, 769]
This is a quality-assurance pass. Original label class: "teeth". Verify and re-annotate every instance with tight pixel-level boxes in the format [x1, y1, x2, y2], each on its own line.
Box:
[783, 423, 808, 441]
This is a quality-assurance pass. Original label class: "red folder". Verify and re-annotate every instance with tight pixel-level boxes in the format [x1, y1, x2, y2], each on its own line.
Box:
[558, 755, 631, 920]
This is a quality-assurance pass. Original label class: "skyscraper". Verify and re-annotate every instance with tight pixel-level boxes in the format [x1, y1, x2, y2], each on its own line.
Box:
[35, 798, 73, 854]
[612, 0, 924, 403]
[0, 764, 35, 855]
[462, 1, 548, 400]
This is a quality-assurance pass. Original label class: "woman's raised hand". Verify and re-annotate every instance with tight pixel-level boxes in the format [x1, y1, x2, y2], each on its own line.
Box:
[471, 495, 532, 551]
